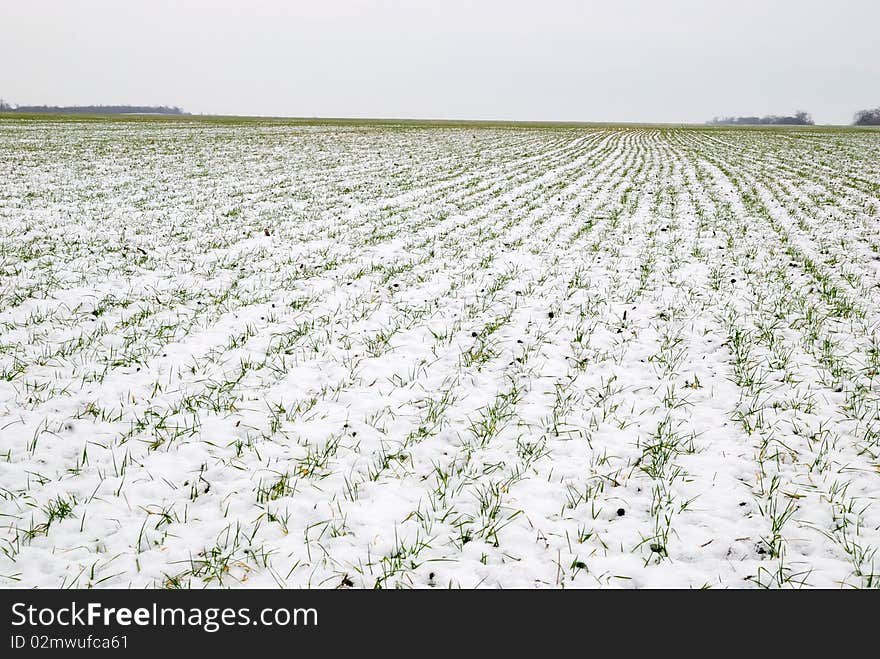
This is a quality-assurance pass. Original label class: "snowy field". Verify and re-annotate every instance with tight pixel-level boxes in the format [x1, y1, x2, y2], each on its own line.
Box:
[1, 118, 879, 589]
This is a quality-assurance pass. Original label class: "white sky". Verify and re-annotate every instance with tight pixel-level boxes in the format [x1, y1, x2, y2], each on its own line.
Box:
[2, 0, 878, 124]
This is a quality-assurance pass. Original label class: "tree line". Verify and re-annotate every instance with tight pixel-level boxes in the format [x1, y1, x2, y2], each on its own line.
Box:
[853, 108, 880, 126]
[2, 97, 879, 125]
[0, 99, 187, 115]
[708, 107, 880, 126]
[708, 111, 815, 126]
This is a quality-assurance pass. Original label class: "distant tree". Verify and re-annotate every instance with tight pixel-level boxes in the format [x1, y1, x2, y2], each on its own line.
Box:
[853, 108, 880, 126]
[0, 101, 187, 115]
[709, 111, 814, 126]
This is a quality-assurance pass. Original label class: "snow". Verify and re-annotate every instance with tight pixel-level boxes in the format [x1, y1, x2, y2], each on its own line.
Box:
[1, 119, 879, 588]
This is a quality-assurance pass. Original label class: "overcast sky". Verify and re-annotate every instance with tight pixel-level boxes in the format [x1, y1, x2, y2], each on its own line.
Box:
[2, 0, 878, 124]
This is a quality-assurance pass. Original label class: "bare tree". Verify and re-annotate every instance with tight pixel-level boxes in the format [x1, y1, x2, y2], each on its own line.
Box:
[708, 111, 814, 126]
[853, 108, 880, 126]
[0, 100, 187, 115]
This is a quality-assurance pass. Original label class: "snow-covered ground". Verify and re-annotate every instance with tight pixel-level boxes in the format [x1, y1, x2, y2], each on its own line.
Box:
[1, 119, 879, 588]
